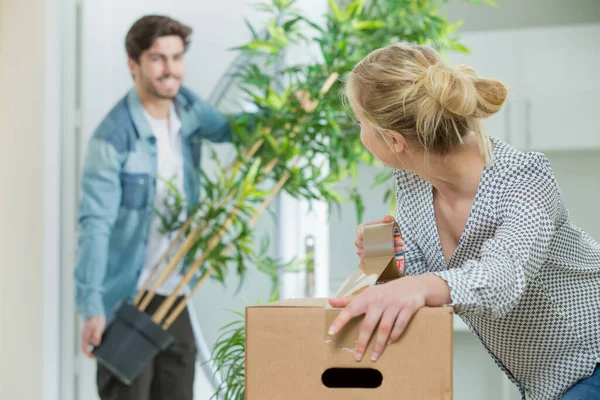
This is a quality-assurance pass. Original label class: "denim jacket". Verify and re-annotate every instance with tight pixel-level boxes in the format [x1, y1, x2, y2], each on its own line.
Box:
[74, 86, 231, 320]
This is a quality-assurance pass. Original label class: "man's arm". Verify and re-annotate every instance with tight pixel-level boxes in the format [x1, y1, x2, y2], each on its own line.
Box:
[183, 84, 264, 144]
[74, 135, 122, 319]
[194, 99, 233, 143]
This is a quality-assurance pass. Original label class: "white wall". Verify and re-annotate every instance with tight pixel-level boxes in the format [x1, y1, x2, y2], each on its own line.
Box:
[0, 0, 61, 399]
[441, 0, 600, 32]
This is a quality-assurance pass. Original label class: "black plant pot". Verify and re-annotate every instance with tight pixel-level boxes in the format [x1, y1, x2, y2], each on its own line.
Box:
[92, 303, 174, 385]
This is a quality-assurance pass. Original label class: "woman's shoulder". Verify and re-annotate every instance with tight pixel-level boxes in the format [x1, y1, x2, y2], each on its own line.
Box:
[491, 137, 555, 185]
[394, 168, 427, 195]
[490, 138, 562, 212]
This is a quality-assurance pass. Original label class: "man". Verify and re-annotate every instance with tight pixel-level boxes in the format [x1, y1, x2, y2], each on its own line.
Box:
[74, 15, 231, 399]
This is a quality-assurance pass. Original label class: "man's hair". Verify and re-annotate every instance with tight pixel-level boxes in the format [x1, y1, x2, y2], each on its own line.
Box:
[125, 15, 193, 61]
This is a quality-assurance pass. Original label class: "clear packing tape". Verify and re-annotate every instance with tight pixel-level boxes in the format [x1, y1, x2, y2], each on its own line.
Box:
[325, 221, 406, 347]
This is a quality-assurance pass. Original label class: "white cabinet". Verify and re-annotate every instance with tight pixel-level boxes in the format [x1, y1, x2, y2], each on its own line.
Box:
[521, 24, 600, 151]
[521, 24, 600, 96]
[445, 23, 600, 152]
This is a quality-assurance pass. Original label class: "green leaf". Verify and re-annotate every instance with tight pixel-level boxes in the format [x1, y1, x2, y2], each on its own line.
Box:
[296, 16, 325, 34]
[244, 18, 259, 40]
[252, 2, 274, 12]
[245, 158, 262, 186]
[265, 88, 285, 110]
[264, 132, 279, 151]
[372, 169, 393, 187]
[451, 42, 470, 54]
[283, 16, 302, 32]
[444, 19, 463, 35]
[344, 0, 366, 19]
[234, 40, 278, 54]
[352, 20, 386, 30]
[273, 0, 296, 11]
[328, 0, 343, 21]
[248, 190, 273, 200]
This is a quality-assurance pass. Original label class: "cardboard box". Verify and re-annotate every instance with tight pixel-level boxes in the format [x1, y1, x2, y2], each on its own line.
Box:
[246, 221, 454, 399]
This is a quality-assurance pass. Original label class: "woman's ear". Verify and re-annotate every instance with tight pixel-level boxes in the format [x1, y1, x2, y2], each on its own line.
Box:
[388, 130, 407, 154]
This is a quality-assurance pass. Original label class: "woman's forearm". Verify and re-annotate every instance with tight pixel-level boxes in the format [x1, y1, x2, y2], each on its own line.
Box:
[420, 273, 452, 307]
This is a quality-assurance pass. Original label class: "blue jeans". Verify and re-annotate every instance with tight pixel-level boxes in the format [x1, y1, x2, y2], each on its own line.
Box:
[562, 364, 600, 400]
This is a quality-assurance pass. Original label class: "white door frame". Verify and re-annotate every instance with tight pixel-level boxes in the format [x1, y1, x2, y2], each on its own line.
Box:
[58, 0, 81, 399]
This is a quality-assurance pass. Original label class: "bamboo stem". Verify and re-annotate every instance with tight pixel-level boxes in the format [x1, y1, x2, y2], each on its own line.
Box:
[136, 137, 268, 311]
[151, 157, 282, 324]
[133, 214, 194, 306]
[151, 207, 242, 323]
[162, 167, 294, 329]
[136, 220, 204, 311]
[320, 72, 339, 96]
[137, 187, 238, 311]
[224, 138, 265, 174]
[294, 72, 340, 113]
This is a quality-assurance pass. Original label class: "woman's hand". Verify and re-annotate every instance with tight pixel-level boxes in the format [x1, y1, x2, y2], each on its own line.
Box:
[355, 215, 403, 262]
[328, 274, 451, 362]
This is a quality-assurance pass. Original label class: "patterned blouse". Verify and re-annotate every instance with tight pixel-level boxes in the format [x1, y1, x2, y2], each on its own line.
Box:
[394, 137, 600, 400]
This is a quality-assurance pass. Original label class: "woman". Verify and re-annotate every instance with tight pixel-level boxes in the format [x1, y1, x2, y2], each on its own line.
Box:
[327, 42, 600, 400]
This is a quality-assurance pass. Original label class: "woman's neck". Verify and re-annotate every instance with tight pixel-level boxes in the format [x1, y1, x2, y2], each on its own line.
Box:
[415, 135, 487, 202]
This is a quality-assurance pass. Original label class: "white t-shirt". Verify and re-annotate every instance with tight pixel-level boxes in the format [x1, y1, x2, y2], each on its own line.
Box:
[137, 103, 186, 296]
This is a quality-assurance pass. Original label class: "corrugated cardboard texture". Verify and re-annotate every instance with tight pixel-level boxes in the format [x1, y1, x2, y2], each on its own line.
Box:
[246, 305, 453, 399]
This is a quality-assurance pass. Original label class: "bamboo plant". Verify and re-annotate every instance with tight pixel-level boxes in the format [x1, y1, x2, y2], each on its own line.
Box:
[126, 0, 496, 398]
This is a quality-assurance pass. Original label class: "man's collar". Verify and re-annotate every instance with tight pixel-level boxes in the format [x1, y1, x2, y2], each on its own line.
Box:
[126, 86, 195, 139]
[126, 88, 155, 139]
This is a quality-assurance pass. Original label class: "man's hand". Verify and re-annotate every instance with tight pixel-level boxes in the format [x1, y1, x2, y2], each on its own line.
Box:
[294, 90, 318, 112]
[81, 315, 106, 358]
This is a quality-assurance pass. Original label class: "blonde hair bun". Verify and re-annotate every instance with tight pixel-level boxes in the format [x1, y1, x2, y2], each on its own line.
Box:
[424, 64, 507, 119]
[346, 42, 508, 163]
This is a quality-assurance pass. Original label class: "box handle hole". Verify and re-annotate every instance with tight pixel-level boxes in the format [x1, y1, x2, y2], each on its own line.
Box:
[321, 367, 383, 388]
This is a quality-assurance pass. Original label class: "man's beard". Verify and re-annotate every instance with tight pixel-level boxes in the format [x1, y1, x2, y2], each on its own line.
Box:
[141, 74, 181, 100]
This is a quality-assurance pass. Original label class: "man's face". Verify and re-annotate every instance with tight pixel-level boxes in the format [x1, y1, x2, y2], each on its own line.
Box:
[129, 35, 185, 100]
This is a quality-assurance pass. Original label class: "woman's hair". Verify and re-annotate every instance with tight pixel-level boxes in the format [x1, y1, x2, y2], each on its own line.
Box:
[345, 42, 507, 163]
